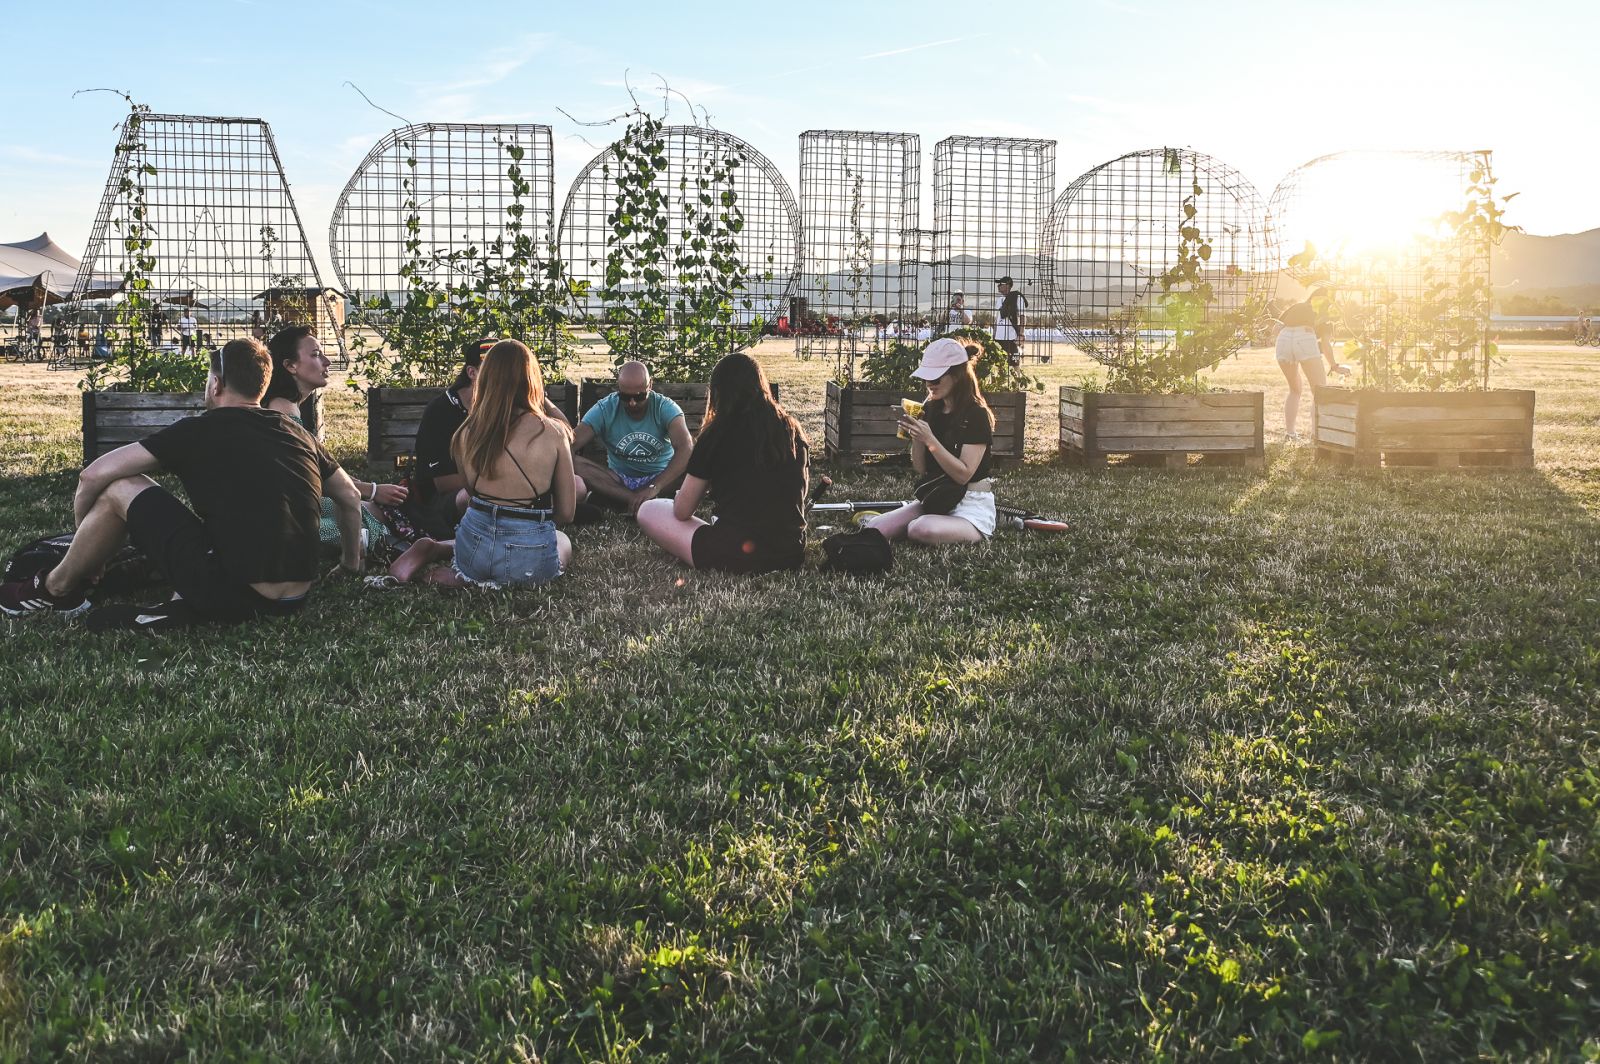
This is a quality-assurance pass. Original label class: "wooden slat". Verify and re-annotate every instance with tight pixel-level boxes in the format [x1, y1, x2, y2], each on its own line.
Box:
[1319, 402, 1358, 420]
[91, 392, 207, 410]
[1078, 419, 1256, 438]
[1090, 404, 1258, 424]
[1090, 392, 1258, 409]
[1095, 435, 1256, 452]
[1370, 410, 1533, 431]
[1318, 413, 1356, 433]
[1374, 432, 1532, 452]
[1316, 427, 1358, 449]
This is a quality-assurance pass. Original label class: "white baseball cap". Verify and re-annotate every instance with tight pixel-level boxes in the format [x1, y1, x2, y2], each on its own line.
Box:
[911, 337, 972, 380]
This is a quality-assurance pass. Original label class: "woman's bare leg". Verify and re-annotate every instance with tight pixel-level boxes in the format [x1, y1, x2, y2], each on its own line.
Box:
[390, 537, 453, 583]
[1277, 357, 1302, 436]
[862, 501, 923, 541]
[907, 515, 983, 544]
[636, 498, 706, 566]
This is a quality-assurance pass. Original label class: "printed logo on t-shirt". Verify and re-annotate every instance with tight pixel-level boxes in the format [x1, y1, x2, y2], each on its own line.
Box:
[617, 431, 664, 460]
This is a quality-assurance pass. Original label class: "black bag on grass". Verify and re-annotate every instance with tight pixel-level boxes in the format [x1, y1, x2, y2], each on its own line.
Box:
[5, 533, 161, 594]
[820, 527, 893, 575]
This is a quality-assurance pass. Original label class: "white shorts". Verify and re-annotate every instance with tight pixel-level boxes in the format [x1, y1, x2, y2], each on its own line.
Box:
[1275, 326, 1321, 363]
[948, 489, 997, 538]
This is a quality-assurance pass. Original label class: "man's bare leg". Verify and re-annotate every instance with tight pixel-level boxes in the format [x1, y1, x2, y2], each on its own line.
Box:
[45, 476, 157, 598]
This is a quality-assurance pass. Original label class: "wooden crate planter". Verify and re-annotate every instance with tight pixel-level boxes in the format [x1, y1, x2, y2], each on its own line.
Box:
[366, 382, 578, 465]
[1059, 387, 1264, 469]
[1314, 388, 1535, 469]
[83, 391, 206, 463]
[824, 381, 1027, 463]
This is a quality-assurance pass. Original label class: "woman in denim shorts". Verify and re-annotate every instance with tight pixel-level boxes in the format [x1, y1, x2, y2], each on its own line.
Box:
[387, 340, 577, 587]
[1275, 292, 1349, 441]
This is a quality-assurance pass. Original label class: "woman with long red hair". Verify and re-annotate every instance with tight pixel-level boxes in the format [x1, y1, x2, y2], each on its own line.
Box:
[387, 339, 576, 586]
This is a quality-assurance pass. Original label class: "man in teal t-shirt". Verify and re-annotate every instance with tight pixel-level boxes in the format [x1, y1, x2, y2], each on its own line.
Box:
[573, 361, 694, 515]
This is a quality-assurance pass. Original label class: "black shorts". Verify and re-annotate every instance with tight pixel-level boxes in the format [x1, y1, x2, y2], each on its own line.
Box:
[125, 486, 307, 624]
[691, 522, 803, 575]
[998, 338, 1019, 355]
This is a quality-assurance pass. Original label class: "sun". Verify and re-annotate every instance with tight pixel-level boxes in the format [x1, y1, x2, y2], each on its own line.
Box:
[1276, 152, 1465, 275]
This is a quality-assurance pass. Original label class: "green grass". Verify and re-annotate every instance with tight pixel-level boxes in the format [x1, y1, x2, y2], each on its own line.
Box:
[3, 343, 1599, 1060]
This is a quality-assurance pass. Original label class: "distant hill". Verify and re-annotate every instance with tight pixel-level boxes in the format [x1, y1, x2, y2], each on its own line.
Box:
[1492, 228, 1600, 292]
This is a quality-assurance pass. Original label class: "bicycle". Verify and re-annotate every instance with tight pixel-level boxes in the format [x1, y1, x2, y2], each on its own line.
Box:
[1576, 328, 1599, 348]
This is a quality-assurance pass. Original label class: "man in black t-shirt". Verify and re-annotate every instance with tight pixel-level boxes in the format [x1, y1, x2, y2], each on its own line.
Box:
[0, 338, 365, 628]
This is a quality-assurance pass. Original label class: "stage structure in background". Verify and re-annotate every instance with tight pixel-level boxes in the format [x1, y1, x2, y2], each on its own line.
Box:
[932, 136, 1057, 361]
[69, 113, 345, 363]
[793, 130, 921, 377]
[329, 123, 555, 342]
[1044, 147, 1272, 386]
[558, 125, 802, 367]
[1268, 149, 1493, 389]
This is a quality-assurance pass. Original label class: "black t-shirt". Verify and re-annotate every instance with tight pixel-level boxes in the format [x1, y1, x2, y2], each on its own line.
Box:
[140, 406, 340, 585]
[413, 387, 467, 499]
[922, 399, 994, 482]
[1280, 300, 1320, 330]
[686, 419, 809, 562]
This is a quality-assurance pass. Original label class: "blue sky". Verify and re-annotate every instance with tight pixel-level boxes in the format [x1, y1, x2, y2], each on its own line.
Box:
[3, 0, 1594, 278]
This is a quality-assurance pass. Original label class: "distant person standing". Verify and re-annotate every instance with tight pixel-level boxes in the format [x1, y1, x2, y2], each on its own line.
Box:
[250, 310, 267, 341]
[178, 309, 198, 355]
[947, 291, 973, 332]
[994, 276, 1026, 366]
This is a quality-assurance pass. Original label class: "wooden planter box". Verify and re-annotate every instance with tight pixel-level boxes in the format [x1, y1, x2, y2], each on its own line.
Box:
[83, 390, 206, 463]
[1314, 388, 1535, 469]
[367, 381, 578, 465]
[824, 381, 1027, 464]
[1059, 387, 1264, 469]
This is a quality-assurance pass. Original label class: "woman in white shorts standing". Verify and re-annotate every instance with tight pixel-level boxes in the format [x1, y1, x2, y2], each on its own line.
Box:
[865, 338, 997, 545]
[1275, 291, 1349, 441]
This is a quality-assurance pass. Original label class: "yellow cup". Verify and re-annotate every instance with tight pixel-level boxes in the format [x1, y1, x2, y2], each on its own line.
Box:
[897, 398, 925, 440]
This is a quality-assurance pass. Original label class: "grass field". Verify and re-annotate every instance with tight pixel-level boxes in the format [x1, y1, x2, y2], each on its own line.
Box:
[3, 341, 1599, 1060]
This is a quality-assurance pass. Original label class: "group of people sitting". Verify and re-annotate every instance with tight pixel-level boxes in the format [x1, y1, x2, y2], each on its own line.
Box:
[0, 332, 1000, 629]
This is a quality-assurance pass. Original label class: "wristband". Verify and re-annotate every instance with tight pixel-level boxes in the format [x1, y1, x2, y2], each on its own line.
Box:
[363, 482, 376, 502]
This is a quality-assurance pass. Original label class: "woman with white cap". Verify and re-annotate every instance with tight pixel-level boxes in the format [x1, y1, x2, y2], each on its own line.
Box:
[864, 337, 997, 544]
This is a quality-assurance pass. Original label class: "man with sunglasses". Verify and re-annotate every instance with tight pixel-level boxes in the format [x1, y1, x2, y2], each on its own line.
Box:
[572, 361, 693, 516]
[0, 338, 364, 628]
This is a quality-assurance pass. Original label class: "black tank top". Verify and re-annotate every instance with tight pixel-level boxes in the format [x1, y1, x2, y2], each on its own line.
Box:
[469, 420, 555, 510]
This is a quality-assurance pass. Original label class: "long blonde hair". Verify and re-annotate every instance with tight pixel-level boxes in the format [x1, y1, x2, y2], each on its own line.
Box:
[451, 339, 561, 480]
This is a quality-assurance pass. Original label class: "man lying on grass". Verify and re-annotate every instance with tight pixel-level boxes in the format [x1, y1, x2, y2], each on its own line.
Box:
[0, 338, 365, 630]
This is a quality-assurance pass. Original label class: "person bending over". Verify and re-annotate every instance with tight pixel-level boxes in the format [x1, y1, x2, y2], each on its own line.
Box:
[865, 338, 997, 545]
[388, 340, 576, 587]
[263, 325, 408, 548]
[637, 352, 808, 574]
[0, 338, 364, 627]
[572, 360, 693, 515]
[1274, 290, 1349, 441]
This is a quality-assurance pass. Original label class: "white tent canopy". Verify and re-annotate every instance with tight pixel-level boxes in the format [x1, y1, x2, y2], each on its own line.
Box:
[0, 233, 119, 308]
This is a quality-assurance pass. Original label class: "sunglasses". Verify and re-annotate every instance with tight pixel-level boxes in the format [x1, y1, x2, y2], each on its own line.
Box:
[618, 390, 651, 404]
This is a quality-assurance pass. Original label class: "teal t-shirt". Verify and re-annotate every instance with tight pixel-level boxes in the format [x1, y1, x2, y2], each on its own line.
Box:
[581, 391, 685, 477]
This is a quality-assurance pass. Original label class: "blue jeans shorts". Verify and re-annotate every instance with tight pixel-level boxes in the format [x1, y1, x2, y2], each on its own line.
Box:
[452, 502, 563, 587]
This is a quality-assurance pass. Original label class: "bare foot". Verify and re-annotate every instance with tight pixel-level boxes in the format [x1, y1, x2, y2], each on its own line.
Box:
[389, 537, 452, 584]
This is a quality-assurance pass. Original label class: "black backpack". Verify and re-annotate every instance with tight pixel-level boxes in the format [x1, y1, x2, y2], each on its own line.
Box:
[5, 533, 162, 595]
[820, 527, 893, 575]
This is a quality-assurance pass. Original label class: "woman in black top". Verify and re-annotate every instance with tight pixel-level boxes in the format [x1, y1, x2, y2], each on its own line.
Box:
[1274, 290, 1350, 441]
[637, 352, 809, 573]
[866, 338, 997, 544]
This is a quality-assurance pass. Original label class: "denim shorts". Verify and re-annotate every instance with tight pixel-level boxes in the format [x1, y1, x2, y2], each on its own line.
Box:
[452, 503, 563, 587]
[1276, 325, 1321, 363]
